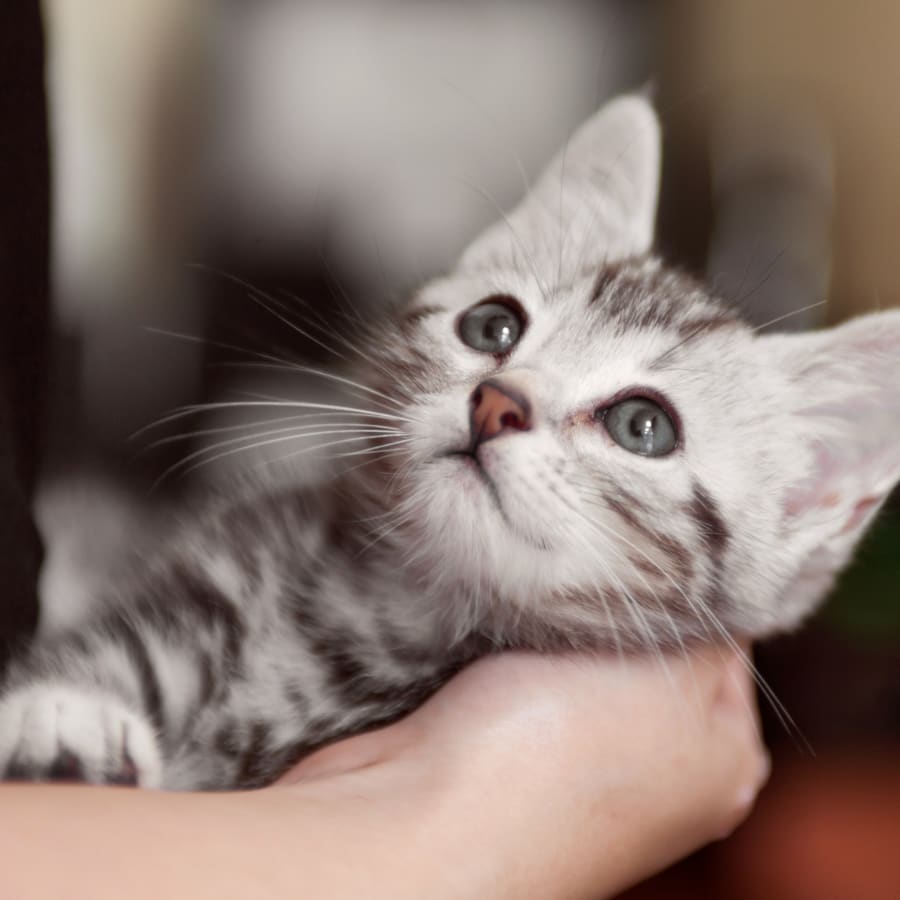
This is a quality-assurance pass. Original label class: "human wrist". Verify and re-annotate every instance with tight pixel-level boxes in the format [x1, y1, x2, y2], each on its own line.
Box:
[383, 722, 624, 900]
[283, 732, 548, 899]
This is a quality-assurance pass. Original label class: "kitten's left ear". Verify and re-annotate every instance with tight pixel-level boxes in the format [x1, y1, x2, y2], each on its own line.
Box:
[458, 95, 661, 281]
[764, 310, 900, 606]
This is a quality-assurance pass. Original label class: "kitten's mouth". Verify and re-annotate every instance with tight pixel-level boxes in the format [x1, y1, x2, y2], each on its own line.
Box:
[438, 448, 553, 551]
[436, 447, 554, 551]
[440, 448, 505, 513]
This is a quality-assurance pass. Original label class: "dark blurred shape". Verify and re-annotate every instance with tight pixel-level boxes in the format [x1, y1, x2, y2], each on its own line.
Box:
[707, 103, 832, 331]
[757, 499, 900, 750]
[0, 1, 49, 667]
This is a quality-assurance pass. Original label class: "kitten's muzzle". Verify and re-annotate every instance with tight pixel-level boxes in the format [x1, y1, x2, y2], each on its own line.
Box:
[468, 379, 532, 450]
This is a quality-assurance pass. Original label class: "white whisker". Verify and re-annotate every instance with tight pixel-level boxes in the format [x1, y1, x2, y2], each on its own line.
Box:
[572, 477, 808, 748]
[135, 400, 416, 441]
[146, 418, 401, 451]
[154, 428, 402, 489]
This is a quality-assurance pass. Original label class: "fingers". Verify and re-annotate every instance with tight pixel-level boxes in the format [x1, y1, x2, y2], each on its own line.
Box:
[278, 642, 767, 801]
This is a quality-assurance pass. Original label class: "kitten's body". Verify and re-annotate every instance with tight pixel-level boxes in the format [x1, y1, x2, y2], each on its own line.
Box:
[9, 484, 479, 788]
[2, 97, 899, 789]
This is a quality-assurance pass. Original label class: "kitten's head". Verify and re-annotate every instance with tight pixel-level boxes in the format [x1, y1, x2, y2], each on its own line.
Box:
[360, 96, 900, 649]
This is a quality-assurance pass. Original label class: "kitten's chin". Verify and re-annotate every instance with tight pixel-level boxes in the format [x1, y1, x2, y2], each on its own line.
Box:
[398, 461, 562, 608]
[435, 451, 556, 552]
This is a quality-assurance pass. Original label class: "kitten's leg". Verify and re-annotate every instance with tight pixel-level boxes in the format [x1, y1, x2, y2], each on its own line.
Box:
[0, 626, 165, 787]
[0, 682, 161, 787]
[0, 556, 270, 790]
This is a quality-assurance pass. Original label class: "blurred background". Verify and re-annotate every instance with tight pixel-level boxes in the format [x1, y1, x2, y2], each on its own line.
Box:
[16, 0, 900, 895]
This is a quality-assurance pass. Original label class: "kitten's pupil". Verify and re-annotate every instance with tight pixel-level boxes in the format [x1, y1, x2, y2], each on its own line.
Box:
[484, 317, 512, 344]
[629, 413, 652, 438]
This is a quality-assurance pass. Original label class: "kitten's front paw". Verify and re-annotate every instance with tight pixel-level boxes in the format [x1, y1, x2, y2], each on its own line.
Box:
[0, 685, 162, 787]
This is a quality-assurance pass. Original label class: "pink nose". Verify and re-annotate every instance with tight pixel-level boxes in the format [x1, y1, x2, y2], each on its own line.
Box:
[469, 380, 531, 447]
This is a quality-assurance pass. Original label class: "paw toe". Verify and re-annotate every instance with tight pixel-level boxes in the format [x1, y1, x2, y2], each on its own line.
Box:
[47, 748, 86, 782]
[106, 748, 140, 786]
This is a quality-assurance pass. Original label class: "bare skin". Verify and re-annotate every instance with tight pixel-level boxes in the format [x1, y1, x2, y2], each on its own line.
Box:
[0, 644, 767, 900]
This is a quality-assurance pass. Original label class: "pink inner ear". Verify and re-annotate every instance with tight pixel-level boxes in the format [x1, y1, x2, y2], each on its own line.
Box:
[784, 445, 840, 518]
[841, 496, 880, 535]
[786, 446, 884, 529]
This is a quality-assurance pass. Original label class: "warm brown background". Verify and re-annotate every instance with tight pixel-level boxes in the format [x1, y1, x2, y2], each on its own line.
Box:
[662, 0, 900, 323]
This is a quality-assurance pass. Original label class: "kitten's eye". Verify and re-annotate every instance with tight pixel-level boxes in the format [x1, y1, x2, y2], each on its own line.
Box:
[598, 397, 678, 457]
[457, 297, 524, 355]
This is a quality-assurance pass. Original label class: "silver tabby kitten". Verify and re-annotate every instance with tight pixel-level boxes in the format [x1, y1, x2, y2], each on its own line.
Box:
[2, 96, 899, 789]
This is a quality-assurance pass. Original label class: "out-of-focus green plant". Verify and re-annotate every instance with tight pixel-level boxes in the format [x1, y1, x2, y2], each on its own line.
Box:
[823, 509, 900, 642]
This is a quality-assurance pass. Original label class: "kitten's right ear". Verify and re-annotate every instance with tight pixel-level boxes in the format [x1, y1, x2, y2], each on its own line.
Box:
[458, 95, 661, 283]
[761, 310, 900, 618]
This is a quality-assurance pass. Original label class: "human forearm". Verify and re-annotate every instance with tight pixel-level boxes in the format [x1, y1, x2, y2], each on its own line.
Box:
[0, 646, 767, 900]
[0, 772, 459, 900]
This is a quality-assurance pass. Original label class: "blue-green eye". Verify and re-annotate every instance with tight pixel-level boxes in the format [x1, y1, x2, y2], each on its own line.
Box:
[599, 397, 678, 457]
[457, 298, 524, 355]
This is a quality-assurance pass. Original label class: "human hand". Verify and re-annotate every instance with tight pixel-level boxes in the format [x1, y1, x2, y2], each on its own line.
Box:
[278, 644, 769, 899]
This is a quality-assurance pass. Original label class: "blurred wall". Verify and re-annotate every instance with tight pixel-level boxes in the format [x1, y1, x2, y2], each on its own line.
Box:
[41, 0, 652, 473]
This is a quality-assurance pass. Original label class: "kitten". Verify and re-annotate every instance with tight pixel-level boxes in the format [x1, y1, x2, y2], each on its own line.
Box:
[1, 96, 898, 789]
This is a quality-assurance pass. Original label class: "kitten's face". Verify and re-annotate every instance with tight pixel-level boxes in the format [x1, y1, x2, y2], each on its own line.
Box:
[371, 262, 777, 647]
[360, 98, 900, 649]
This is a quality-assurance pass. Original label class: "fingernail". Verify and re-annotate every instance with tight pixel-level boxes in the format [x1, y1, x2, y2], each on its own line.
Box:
[736, 783, 757, 812]
[717, 788, 757, 841]
[734, 755, 770, 810]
